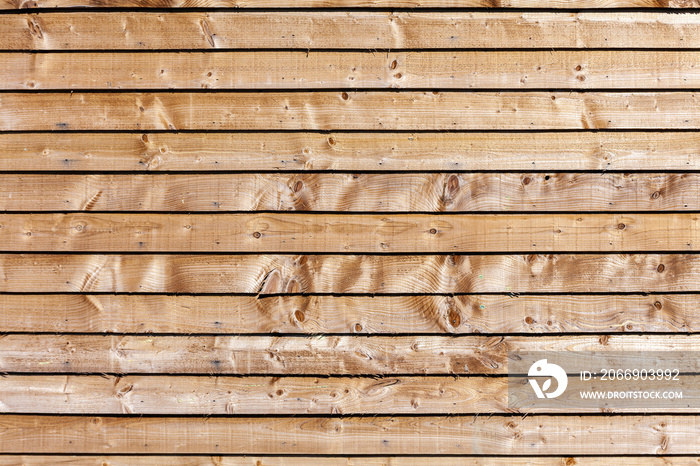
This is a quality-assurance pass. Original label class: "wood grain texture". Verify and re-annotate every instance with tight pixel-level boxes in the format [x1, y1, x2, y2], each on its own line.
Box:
[2, 132, 698, 172]
[7, 51, 700, 90]
[4, 12, 700, 50]
[0, 254, 694, 293]
[5, 173, 700, 212]
[8, 92, 700, 131]
[2, 0, 699, 8]
[2, 212, 697, 253]
[2, 293, 694, 334]
[0, 375, 508, 414]
[0, 458, 691, 466]
[0, 415, 698, 454]
[2, 334, 700, 374]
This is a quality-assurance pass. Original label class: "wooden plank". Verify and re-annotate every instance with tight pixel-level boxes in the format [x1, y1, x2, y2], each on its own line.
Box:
[7, 51, 700, 90]
[0, 458, 688, 466]
[0, 415, 698, 454]
[4, 12, 700, 50]
[5, 173, 700, 212]
[2, 0, 699, 8]
[2, 334, 700, 374]
[2, 374, 699, 415]
[0, 254, 694, 293]
[0, 375, 507, 414]
[1, 293, 694, 334]
[2, 212, 697, 253]
[1, 132, 697, 172]
[7, 92, 700, 131]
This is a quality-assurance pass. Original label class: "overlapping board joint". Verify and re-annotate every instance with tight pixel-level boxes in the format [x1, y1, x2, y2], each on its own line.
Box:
[1, 2, 700, 460]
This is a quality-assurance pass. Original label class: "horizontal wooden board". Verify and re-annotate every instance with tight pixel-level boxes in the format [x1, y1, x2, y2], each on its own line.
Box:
[0, 415, 698, 454]
[2, 132, 698, 172]
[0, 375, 507, 414]
[2, 334, 700, 374]
[5, 173, 700, 212]
[2, 212, 697, 253]
[1, 293, 694, 334]
[0, 458, 687, 466]
[4, 12, 700, 50]
[0, 254, 694, 293]
[8, 92, 700, 131]
[8, 51, 700, 90]
[2, 374, 699, 414]
[2, 0, 699, 8]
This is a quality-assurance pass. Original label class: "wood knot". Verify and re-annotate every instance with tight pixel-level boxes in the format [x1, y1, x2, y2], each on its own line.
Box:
[390, 59, 398, 70]
[253, 231, 261, 239]
[429, 228, 437, 235]
[327, 136, 336, 146]
[294, 310, 305, 322]
[522, 177, 531, 186]
[575, 65, 582, 71]
[617, 223, 626, 230]
[654, 301, 663, 310]
[394, 73, 402, 79]
[341, 92, 349, 100]
[657, 264, 665, 273]
[141, 134, 149, 143]
[293, 180, 304, 193]
[525, 316, 534, 325]
[353, 323, 363, 332]
[447, 308, 461, 328]
[599, 335, 610, 345]
[651, 191, 661, 199]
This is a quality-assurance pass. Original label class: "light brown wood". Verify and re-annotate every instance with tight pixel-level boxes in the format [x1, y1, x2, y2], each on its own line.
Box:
[1, 132, 697, 172]
[7, 92, 700, 131]
[2, 212, 697, 253]
[2, 334, 700, 374]
[0, 375, 508, 414]
[2, 0, 699, 8]
[1, 293, 693, 334]
[0, 374, 696, 414]
[0, 457, 690, 466]
[0, 254, 693, 293]
[4, 12, 700, 50]
[7, 51, 700, 90]
[5, 173, 700, 212]
[0, 415, 698, 454]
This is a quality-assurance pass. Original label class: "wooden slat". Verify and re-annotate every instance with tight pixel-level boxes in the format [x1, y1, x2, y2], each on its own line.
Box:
[1, 293, 694, 334]
[0, 458, 690, 466]
[4, 12, 700, 50]
[7, 92, 700, 131]
[2, 0, 699, 8]
[1, 132, 697, 172]
[0, 415, 698, 454]
[4, 173, 700, 212]
[2, 334, 700, 374]
[7, 51, 700, 90]
[2, 374, 698, 414]
[0, 254, 693, 293]
[0, 458, 687, 466]
[2, 212, 697, 253]
[0, 375, 507, 414]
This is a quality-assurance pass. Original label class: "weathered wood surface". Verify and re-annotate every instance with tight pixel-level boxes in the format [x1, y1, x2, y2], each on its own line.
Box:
[0, 415, 697, 454]
[2, 212, 697, 253]
[0, 374, 696, 414]
[4, 12, 700, 50]
[8, 92, 700, 131]
[2, 132, 697, 172]
[5, 173, 700, 212]
[2, 334, 699, 374]
[7, 51, 700, 90]
[0, 254, 694, 293]
[3, 0, 699, 8]
[0, 457, 690, 466]
[1, 293, 693, 334]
